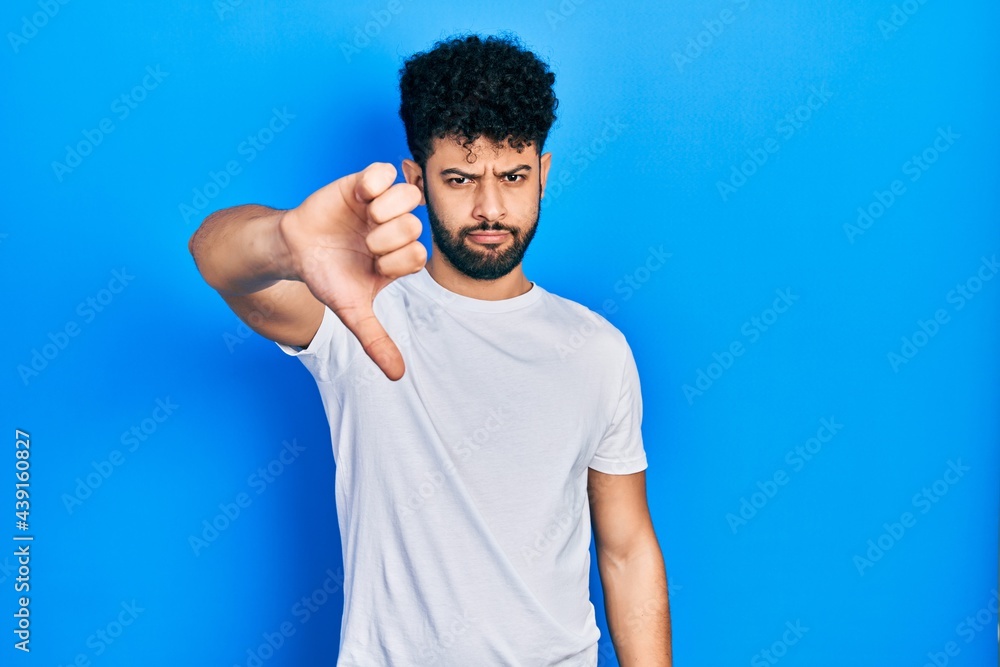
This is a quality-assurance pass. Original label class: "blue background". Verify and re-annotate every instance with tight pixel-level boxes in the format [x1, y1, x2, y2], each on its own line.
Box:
[3, 1, 998, 665]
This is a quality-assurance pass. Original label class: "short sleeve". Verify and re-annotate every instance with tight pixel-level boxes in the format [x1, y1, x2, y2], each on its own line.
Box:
[589, 341, 648, 475]
[275, 306, 357, 383]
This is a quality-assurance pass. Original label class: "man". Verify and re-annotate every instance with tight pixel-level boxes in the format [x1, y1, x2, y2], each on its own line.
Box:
[189, 33, 671, 666]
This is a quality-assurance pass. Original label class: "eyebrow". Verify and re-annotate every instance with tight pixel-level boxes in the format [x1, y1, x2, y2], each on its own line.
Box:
[439, 164, 533, 179]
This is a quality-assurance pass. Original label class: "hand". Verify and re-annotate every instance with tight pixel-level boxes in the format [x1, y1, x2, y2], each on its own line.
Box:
[279, 162, 425, 381]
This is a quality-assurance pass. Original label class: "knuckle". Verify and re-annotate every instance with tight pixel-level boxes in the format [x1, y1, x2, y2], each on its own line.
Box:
[405, 214, 422, 238]
[403, 182, 422, 201]
[410, 242, 428, 265]
[367, 199, 387, 224]
[365, 232, 383, 255]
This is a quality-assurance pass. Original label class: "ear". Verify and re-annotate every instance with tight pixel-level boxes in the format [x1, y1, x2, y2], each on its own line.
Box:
[401, 158, 426, 205]
[539, 151, 553, 200]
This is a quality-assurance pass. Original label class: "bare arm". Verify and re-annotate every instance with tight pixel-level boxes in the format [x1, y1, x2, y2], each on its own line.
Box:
[589, 468, 672, 666]
[186, 163, 426, 379]
[188, 204, 324, 348]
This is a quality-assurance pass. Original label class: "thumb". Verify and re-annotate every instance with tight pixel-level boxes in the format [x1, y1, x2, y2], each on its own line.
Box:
[353, 162, 398, 206]
[336, 303, 405, 381]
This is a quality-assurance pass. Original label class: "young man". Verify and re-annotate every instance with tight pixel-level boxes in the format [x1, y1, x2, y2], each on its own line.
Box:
[189, 33, 671, 666]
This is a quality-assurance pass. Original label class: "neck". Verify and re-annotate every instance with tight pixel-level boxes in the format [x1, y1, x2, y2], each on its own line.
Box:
[425, 253, 532, 300]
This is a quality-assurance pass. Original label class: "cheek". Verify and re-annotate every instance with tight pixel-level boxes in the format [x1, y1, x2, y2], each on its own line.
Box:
[510, 195, 539, 222]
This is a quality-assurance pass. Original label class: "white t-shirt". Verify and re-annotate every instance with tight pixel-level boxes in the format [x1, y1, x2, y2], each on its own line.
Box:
[277, 267, 647, 667]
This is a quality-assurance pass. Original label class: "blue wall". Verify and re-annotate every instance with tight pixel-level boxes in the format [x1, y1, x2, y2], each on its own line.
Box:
[4, 1, 998, 665]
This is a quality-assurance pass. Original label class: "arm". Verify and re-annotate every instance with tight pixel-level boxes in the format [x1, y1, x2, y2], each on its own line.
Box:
[588, 468, 672, 666]
[188, 204, 324, 348]
[186, 163, 426, 379]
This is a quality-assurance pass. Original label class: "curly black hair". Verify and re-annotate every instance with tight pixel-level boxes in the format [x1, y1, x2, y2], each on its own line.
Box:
[398, 32, 558, 168]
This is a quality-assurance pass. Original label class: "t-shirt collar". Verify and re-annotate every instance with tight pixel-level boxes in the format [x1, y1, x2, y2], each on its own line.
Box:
[408, 266, 543, 313]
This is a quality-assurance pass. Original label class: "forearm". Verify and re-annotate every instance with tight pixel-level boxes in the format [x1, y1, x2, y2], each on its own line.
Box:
[188, 204, 294, 296]
[599, 539, 672, 666]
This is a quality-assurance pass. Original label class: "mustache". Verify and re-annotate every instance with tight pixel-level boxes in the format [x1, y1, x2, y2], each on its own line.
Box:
[460, 223, 518, 236]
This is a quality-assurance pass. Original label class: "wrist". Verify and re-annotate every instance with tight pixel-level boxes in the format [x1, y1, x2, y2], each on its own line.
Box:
[270, 208, 299, 282]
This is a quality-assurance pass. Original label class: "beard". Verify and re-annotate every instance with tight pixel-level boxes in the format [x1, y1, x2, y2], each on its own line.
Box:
[424, 181, 540, 281]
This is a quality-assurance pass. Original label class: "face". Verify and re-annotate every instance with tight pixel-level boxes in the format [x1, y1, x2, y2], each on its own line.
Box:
[404, 135, 552, 281]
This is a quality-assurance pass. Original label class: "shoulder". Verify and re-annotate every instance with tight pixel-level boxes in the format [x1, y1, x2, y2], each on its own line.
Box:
[537, 287, 631, 363]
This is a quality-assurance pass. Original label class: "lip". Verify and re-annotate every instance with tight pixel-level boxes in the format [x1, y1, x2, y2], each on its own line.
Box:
[466, 231, 510, 244]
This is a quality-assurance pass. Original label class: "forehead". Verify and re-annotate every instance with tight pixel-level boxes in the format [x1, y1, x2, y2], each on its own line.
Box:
[427, 134, 538, 167]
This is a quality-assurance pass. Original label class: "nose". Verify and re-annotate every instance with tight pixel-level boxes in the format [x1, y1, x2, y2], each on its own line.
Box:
[471, 178, 506, 225]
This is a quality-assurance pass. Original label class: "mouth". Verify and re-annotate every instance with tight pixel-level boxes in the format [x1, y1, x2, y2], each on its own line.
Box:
[465, 231, 511, 245]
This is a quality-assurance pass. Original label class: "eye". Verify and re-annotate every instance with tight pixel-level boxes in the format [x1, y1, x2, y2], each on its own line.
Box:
[447, 177, 471, 185]
[504, 174, 525, 182]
